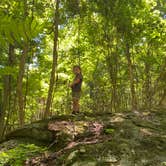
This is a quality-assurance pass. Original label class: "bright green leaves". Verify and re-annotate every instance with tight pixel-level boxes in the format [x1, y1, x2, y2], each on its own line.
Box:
[0, 144, 46, 166]
[0, 0, 46, 48]
[64, 0, 80, 17]
[0, 66, 17, 78]
[0, 15, 44, 46]
[104, 128, 115, 134]
[139, 55, 158, 65]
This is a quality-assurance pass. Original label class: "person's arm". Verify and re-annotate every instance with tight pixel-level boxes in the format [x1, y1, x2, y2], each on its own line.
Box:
[70, 78, 80, 87]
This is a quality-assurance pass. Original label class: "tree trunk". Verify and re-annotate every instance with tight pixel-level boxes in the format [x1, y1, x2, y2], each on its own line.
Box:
[16, 45, 28, 127]
[126, 43, 137, 110]
[107, 54, 118, 112]
[24, 65, 29, 111]
[152, 57, 166, 97]
[159, 89, 166, 107]
[0, 77, 9, 139]
[104, 25, 118, 112]
[112, 51, 118, 112]
[45, 0, 59, 118]
[144, 50, 152, 108]
[0, 44, 15, 139]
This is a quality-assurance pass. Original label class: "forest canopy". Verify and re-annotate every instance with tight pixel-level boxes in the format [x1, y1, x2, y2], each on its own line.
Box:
[0, 0, 166, 139]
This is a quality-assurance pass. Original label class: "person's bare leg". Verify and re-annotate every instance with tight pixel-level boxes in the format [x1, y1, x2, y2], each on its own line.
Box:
[75, 100, 79, 113]
[72, 98, 79, 113]
[76, 100, 80, 112]
[72, 98, 77, 113]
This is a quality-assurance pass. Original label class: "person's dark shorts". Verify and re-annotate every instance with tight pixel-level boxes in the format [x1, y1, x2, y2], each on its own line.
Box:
[72, 91, 81, 100]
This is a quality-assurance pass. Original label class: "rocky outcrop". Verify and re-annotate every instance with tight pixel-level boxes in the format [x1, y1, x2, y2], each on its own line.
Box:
[0, 108, 166, 166]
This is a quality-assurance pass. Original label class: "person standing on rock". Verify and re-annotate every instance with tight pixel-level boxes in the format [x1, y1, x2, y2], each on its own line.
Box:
[69, 65, 83, 114]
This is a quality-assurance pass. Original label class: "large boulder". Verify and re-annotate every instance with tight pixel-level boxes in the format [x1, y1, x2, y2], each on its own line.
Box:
[0, 109, 166, 166]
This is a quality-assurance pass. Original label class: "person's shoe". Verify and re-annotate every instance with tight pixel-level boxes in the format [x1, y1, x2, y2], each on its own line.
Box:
[72, 111, 79, 115]
[72, 111, 76, 115]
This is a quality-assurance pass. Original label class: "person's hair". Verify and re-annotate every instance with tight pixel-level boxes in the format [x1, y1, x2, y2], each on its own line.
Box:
[73, 65, 81, 72]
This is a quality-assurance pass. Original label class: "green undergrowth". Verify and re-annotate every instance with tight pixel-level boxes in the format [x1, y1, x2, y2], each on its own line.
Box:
[55, 141, 119, 166]
[0, 143, 46, 166]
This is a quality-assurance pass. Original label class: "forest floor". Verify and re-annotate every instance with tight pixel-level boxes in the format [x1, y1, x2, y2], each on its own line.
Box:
[0, 108, 166, 166]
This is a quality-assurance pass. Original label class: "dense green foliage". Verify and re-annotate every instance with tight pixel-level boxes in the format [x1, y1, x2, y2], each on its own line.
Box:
[0, 0, 166, 138]
[0, 143, 46, 165]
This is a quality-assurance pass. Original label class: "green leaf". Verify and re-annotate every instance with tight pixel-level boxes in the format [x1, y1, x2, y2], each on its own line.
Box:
[104, 128, 115, 134]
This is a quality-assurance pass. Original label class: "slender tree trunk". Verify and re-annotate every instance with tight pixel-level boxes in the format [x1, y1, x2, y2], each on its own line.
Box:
[159, 89, 166, 108]
[144, 50, 152, 108]
[16, 45, 28, 127]
[152, 57, 166, 96]
[107, 53, 118, 112]
[0, 44, 15, 139]
[104, 26, 118, 112]
[45, 0, 59, 118]
[112, 51, 118, 112]
[24, 65, 29, 111]
[0, 77, 9, 139]
[126, 43, 137, 110]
